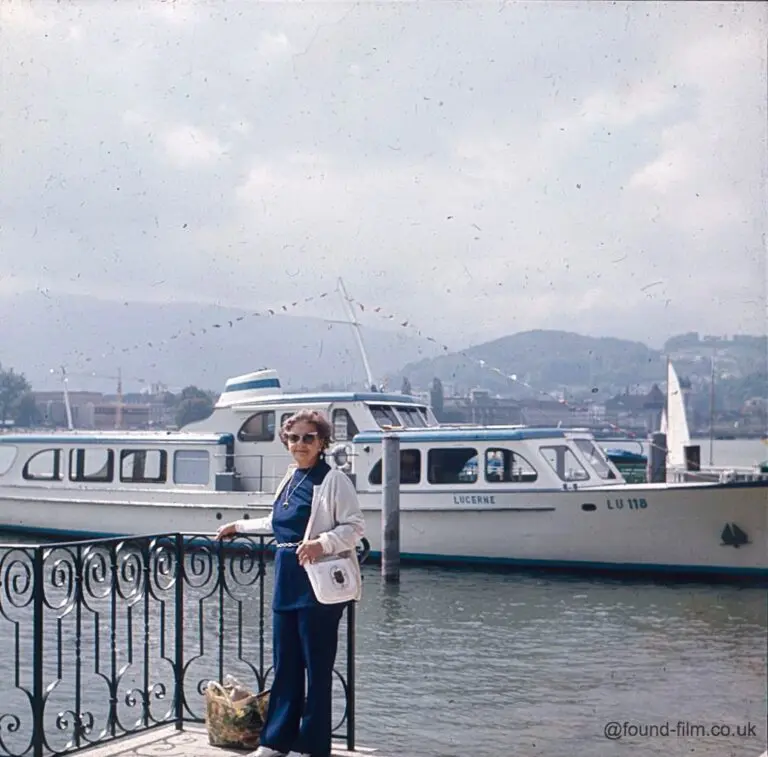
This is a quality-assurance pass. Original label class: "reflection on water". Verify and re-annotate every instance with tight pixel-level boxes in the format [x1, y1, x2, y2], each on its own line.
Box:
[353, 565, 767, 757]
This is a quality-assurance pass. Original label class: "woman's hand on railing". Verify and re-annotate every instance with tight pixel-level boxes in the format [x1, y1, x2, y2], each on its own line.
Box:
[214, 523, 238, 541]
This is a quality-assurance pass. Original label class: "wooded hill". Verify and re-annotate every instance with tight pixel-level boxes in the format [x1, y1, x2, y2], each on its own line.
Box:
[390, 330, 766, 403]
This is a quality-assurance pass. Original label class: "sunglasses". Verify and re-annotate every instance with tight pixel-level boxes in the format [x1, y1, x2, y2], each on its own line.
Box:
[286, 432, 320, 444]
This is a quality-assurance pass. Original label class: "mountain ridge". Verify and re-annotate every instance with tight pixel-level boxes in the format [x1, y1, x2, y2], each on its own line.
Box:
[389, 328, 765, 398]
[2, 292, 763, 399]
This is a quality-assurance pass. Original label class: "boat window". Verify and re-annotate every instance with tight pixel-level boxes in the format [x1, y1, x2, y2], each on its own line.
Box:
[395, 406, 428, 427]
[120, 450, 167, 483]
[173, 449, 210, 485]
[369, 405, 399, 427]
[572, 439, 617, 480]
[368, 449, 422, 485]
[238, 411, 276, 442]
[69, 448, 114, 483]
[332, 409, 360, 441]
[280, 412, 293, 429]
[428, 448, 479, 484]
[484, 448, 538, 483]
[0, 445, 17, 476]
[539, 445, 590, 482]
[22, 449, 62, 481]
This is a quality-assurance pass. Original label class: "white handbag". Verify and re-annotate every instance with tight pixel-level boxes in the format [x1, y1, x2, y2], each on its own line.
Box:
[302, 484, 361, 605]
[303, 553, 360, 605]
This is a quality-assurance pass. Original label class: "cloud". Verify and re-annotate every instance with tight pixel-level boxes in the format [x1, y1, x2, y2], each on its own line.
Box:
[162, 124, 227, 168]
[145, 1, 202, 27]
[1, 3, 52, 31]
[256, 31, 293, 58]
[0, 1, 765, 354]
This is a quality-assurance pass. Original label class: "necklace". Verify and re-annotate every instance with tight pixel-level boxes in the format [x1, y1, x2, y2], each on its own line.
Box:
[281, 466, 313, 509]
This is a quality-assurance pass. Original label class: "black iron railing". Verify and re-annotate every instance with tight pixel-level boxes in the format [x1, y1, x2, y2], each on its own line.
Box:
[0, 533, 366, 757]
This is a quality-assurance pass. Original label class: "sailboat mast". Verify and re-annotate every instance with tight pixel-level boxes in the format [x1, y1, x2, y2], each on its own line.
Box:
[116, 367, 123, 430]
[336, 277, 376, 390]
[709, 350, 716, 466]
[664, 355, 670, 465]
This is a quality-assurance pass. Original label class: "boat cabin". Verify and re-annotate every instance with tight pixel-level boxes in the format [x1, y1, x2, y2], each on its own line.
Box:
[0, 431, 235, 490]
[343, 427, 625, 494]
[185, 369, 443, 492]
[0, 369, 626, 496]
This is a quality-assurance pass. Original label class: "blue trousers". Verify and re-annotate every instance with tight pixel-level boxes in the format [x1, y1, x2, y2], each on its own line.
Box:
[260, 604, 345, 757]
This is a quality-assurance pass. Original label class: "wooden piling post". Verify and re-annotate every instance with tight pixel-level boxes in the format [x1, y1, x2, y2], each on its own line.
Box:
[382, 433, 401, 583]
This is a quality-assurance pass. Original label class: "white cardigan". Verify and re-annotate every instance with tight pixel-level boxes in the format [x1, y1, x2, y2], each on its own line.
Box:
[233, 466, 366, 600]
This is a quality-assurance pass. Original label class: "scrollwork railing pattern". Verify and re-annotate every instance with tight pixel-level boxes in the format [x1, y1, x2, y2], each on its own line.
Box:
[0, 533, 358, 756]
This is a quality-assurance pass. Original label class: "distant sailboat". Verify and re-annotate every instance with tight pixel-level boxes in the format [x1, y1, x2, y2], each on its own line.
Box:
[663, 359, 691, 469]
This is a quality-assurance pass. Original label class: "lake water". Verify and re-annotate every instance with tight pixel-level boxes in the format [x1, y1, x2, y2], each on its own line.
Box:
[3, 544, 763, 757]
[353, 564, 766, 757]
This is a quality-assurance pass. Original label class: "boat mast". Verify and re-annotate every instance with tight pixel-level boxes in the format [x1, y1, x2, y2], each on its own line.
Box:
[52, 365, 74, 430]
[336, 277, 376, 390]
[116, 367, 123, 430]
[663, 355, 670, 467]
[709, 350, 716, 466]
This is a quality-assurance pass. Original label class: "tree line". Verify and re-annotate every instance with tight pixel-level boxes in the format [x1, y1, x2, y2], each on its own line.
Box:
[0, 364, 36, 427]
[0, 363, 216, 429]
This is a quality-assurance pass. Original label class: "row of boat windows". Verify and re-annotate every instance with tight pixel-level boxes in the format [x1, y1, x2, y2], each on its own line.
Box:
[238, 409, 362, 443]
[368, 443, 615, 485]
[237, 405, 430, 443]
[20, 448, 211, 485]
[368, 405, 429, 428]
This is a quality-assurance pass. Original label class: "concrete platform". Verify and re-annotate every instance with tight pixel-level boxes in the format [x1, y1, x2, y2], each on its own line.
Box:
[79, 724, 380, 757]
[71, 723, 768, 757]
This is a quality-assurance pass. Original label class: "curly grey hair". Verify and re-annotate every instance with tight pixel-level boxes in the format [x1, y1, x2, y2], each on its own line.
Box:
[279, 409, 332, 452]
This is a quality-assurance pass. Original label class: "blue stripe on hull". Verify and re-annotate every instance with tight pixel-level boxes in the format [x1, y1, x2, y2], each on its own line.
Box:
[354, 428, 566, 443]
[2, 525, 765, 580]
[0, 524, 120, 541]
[364, 550, 768, 579]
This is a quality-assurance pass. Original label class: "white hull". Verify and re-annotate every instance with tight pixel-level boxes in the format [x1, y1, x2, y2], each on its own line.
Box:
[1, 481, 765, 577]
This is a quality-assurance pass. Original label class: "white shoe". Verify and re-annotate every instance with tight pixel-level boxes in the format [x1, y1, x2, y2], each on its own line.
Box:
[248, 747, 287, 757]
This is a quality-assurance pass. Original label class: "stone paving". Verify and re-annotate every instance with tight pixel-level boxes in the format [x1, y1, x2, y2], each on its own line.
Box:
[78, 724, 380, 757]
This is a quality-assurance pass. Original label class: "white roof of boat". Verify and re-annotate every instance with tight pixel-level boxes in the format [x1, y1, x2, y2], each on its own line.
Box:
[0, 431, 233, 445]
[353, 427, 568, 443]
[218, 391, 429, 409]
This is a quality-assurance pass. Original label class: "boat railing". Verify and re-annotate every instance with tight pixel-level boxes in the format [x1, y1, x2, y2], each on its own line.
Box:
[211, 450, 293, 492]
[667, 465, 768, 484]
[0, 532, 364, 756]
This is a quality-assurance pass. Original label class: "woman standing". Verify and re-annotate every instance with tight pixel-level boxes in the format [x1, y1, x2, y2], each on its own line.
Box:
[215, 409, 365, 757]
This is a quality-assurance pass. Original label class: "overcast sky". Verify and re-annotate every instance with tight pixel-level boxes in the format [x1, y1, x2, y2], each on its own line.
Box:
[1, 1, 765, 351]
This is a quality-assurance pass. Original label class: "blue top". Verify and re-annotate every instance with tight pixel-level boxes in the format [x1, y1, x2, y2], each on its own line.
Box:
[271, 460, 331, 611]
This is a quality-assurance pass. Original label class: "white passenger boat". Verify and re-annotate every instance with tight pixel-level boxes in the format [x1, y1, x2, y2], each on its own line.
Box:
[0, 369, 765, 578]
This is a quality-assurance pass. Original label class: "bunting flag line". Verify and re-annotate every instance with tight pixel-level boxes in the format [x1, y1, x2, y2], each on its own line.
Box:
[64, 289, 652, 443]
[345, 294, 574, 396]
[67, 292, 335, 367]
[344, 296, 652, 442]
